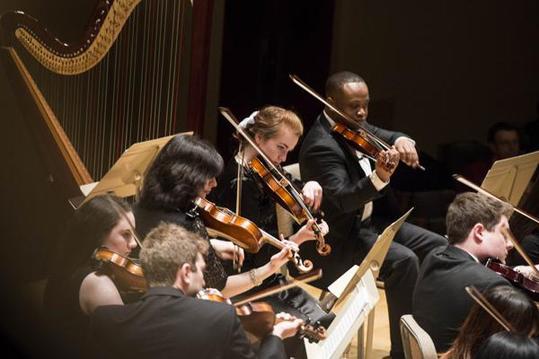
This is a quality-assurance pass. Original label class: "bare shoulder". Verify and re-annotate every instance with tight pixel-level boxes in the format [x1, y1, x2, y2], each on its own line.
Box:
[79, 271, 123, 315]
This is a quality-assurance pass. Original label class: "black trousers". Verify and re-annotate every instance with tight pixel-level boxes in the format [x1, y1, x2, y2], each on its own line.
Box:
[358, 219, 447, 359]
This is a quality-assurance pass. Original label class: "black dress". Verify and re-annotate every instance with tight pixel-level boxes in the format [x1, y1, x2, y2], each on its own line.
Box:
[134, 204, 228, 290]
[43, 258, 133, 358]
[211, 160, 335, 336]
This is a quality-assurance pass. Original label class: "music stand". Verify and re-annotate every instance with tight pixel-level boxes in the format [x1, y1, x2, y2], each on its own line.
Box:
[481, 150, 539, 206]
[80, 132, 191, 203]
[332, 207, 413, 307]
[305, 209, 413, 359]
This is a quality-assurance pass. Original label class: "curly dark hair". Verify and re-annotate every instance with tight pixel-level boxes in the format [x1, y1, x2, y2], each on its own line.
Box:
[139, 134, 223, 211]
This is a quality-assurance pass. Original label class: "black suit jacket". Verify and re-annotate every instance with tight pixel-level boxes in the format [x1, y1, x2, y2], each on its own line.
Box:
[413, 245, 510, 352]
[299, 113, 407, 286]
[89, 287, 286, 359]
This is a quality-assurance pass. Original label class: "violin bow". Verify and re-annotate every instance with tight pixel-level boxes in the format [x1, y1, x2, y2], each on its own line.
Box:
[500, 227, 539, 278]
[465, 286, 514, 332]
[219, 107, 331, 255]
[232, 143, 246, 273]
[289, 74, 426, 171]
[232, 269, 323, 306]
[453, 174, 539, 226]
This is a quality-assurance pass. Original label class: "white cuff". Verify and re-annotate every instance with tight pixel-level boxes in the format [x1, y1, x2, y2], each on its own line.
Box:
[370, 171, 389, 191]
[395, 136, 415, 146]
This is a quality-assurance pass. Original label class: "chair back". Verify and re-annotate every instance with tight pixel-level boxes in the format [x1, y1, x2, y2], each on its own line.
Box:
[400, 314, 438, 359]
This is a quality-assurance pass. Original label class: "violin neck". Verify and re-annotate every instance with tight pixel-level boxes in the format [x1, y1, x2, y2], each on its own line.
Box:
[259, 229, 284, 249]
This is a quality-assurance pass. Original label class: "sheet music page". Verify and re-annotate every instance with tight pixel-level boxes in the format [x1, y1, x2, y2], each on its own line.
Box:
[305, 270, 379, 359]
[328, 265, 359, 298]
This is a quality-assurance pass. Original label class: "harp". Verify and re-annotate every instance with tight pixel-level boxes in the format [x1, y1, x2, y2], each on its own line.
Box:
[0, 0, 214, 192]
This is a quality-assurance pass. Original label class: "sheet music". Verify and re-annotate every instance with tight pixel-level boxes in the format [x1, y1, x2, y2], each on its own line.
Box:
[305, 270, 379, 359]
[482, 150, 539, 206]
[328, 264, 359, 298]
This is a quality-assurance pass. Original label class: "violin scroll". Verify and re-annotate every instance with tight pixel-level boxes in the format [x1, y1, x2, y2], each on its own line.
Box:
[316, 241, 331, 256]
[292, 253, 314, 273]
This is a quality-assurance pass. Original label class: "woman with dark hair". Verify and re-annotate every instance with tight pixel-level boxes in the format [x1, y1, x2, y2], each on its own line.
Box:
[474, 332, 539, 359]
[135, 134, 294, 297]
[43, 194, 138, 356]
[440, 285, 539, 359]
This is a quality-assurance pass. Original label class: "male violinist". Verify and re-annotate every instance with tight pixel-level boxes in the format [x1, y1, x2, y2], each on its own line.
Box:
[89, 222, 302, 359]
[413, 192, 539, 352]
[299, 71, 447, 359]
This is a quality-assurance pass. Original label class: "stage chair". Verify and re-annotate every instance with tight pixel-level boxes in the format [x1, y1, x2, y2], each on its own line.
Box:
[400, 314, 437, 359]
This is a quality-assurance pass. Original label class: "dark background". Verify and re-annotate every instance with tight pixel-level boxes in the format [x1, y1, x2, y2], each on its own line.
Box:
[0, 0, 537, 357]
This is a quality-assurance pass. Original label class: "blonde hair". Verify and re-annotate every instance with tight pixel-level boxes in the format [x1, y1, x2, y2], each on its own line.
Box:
[140, 222, 209, 287]
[240, 106, 303, 146]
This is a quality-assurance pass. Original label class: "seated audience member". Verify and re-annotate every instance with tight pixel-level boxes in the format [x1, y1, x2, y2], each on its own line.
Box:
[522, 100, 539, 152]
[474, 331, 539, 359]
[43, 194, 138, 357]
[440, 285, 539, 359]
[413, 192, 515, 352]
[460, 122, 521, 187]
[90, 222, 302, 359]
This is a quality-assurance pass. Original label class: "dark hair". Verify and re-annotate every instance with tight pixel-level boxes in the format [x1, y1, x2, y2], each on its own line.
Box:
[445, 286, 539, 359]
[487, 122, 519, 143]
[474, 332, 539, 359]
[51, 194, 131, 275]
[139, 135, 223, 211]
[446, 192, 513, 245]
[325, 71, 366, 99]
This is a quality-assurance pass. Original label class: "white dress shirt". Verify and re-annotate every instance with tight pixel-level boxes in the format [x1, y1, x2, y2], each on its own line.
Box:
[323, 111, 388, 221]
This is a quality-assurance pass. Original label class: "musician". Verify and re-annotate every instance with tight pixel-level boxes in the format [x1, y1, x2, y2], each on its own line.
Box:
[43, 194, 138, 357]
[440, 285, 539, 359]
[211, 106, 334, 357]
[474, 331, 539, 359]
[299, 71, 447, 359]
[413, 192, 515, 352]
[90, 222, 302, 358]
[135, 134, 294, 298]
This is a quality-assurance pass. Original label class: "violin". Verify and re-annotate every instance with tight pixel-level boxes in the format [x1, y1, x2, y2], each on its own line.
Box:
[219, 107, 331, 256]
[197, 288, 326, 343]
[248, 157, 331, 256]
[486, 259, 539, 301]
[332, 123, 398, 172]
[194, 197, 314, 273]
[93, 247, 147, 293]
[289, 74, 425, 171]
